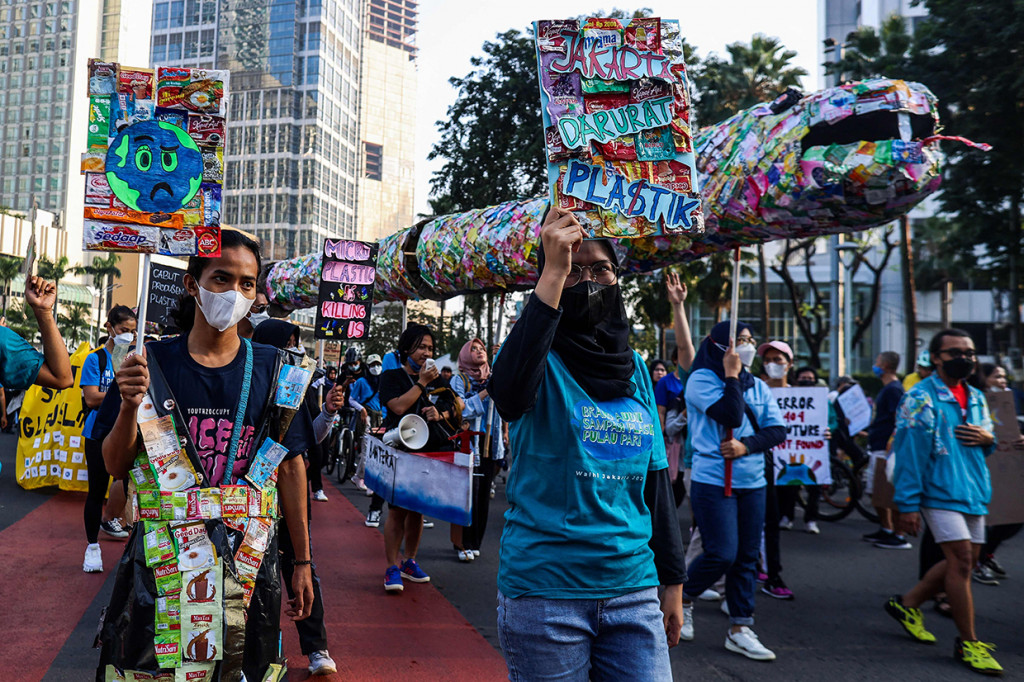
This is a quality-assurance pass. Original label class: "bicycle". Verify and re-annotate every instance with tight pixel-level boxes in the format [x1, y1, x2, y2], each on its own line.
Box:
[323, 407, 357, 483]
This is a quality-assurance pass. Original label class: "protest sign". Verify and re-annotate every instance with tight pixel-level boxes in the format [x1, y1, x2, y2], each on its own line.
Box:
[314, 238, 378, 339]
[81, 60, 227, 257]
[533, 17, 701, 238]
[16, 344, 92, 491]
[361, 436, 473, 525]
[771, 387, 831, 485]
[146, 261, 186, 330]
[983, 390, 1024, 525]
[837, 383, 872, 436]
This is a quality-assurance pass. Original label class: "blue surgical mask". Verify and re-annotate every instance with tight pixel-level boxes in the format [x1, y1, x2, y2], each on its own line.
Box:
[407, 356, 421, 372]
[872, 365, 884, 377]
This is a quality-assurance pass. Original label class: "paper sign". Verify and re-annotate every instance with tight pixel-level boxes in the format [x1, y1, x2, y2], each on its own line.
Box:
[984, 391, 1024, 525]
[771, 387, 831, 485]
[361, 436, 472, 526]
[837, 383, 872, 436]
[534, 17, 701, 238]
[314, 238, 378, 339]
[81, 59, 227, 257]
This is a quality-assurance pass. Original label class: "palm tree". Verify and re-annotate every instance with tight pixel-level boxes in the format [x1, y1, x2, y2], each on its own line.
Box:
[0, 255, 23, 315]
[37, 255, 90, 322]
[84, 253, 122, 334]
[57, 301, 93, 347]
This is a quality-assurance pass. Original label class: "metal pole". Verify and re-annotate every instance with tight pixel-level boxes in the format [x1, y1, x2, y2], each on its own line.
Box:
[830, 235, 843, 377]
[844, 251, 853, 373]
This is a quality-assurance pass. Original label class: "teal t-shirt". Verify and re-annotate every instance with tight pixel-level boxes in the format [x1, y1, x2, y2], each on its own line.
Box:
[0, 326, 44, 391]
[498, 349, 667, 599]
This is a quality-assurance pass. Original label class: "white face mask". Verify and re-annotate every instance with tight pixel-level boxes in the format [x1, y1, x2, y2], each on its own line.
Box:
[287, 345, 305, 356]
[737, 344, 757, 367]
[195, 285, 253, 332]
[248, 311, 270, 328]
[113, 332, 134, 345]
[764, 362, 788, 380]
[369, 365, 381, 376]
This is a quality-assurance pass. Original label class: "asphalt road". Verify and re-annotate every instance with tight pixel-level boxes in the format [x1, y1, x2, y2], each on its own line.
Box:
[4, 429, 1023, 681]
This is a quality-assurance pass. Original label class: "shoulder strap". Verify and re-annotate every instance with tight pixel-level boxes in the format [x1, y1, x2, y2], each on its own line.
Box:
[145, 345, 211, 488]
[744, 403, 761, 433]
[93, 347, 108, 377]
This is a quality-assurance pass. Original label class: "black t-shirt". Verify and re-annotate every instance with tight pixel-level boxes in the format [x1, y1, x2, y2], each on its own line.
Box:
[95, 335, 315, 485]
[868, 379, 905, 451]
[379, 367, 455, 451]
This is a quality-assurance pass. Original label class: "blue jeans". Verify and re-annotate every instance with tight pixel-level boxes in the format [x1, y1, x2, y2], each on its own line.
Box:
[497, 588, 671, 682]
[684, 481, 766, 626]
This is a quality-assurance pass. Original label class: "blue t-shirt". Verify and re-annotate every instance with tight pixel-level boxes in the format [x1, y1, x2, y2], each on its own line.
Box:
[868, 380, 905, 451]
[95, 335, 315, 485]
[685, 369, 785, 489]
[654, 369, 686, 408]
[350, 375, 382, 414]
[80, 347, 114, 440]
[0, 326, 44, 390]
[381, 350, 402, 372]
[499, 349, 666, 599]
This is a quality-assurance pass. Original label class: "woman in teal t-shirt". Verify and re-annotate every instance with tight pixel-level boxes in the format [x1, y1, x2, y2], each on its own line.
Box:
[490, 208, 686, 681]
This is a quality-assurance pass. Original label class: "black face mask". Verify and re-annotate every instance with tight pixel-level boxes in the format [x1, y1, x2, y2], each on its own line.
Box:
[942, 357, 974, 380]
[796, 379, 817, 387]
[560, 281, 619, 329]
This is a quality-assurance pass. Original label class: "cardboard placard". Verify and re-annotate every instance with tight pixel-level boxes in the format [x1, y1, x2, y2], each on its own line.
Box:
[533, 17, 701, 238]
[771, 387, 831, 485]
[146, 261, 186, 330]
[82, 59, 227, 257]
[983, 391, 1024, 525]
[314, 238, 378, 339]
[361, 436, 472, 526]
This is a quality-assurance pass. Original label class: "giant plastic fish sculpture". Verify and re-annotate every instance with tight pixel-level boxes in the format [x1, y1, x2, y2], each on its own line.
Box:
[266, 78, 978, 309]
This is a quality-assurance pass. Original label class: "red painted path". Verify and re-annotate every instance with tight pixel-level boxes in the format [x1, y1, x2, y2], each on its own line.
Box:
[0, 490, 507, 682]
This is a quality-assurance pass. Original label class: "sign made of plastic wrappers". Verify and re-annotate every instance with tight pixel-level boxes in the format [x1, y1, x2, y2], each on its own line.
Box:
[534, 17, 702, 238]
[82, 59, 227, 257]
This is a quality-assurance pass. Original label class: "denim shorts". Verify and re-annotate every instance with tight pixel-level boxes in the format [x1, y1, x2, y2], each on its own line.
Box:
[497, 588, 671, 682]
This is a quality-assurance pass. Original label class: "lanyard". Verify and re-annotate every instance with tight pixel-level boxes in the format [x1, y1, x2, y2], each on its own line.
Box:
[222, 338, 254, 485]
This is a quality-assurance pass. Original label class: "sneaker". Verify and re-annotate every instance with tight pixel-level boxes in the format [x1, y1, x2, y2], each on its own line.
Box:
[680, 602, 694, 641]
[365, 509, 381, 527]
[308, 649, 337, 676]
[875, 533, 912, 549]
[725, 626, 776, 661]
[720, 600, 730, 617]
[456, 548, 474, 562]
[472, 549, 481, 557]
[761, 578, 795, 600]
[698, 588, 723, 602]
[757, 571, 769, 583]
[83, 543, 103, 573]
[956, 638, 1003, 675]
[973, 565, 1000, 586]
[778, 516, 793, 530]
[884, 595, 936, 643]
[422, 519, 434, 529]
[365, 486, 374, 497]
[805, 520, 821, 535]
[355, 477, 367, 491]
[401, 558, 430, 583]
[384, 565, 404, 592]
[99, 519, 129, 539]
[312, 489, 328, 502]
[862, 528, 891, 543]
[983, 556, 1008, 578]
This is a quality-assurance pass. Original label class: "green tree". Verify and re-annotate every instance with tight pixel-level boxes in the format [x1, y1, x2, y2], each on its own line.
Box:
[83, 253, 122, 335]
[5, 301, 38, 342]
[0, 255, 23, 315]
[37, 256, 89, 321]
[58, 301, 93, 346]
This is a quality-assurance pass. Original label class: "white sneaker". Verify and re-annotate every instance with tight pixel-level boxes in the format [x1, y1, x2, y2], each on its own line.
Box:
[778, 516, 793, 530]
[457, 549, 474, 562]
[83, 543, 103, 573]
[805, 520, 820, 534]
[725, 626, 776, 661]
[422, 519, 434, 529]
[365, 510, 381, 527]
[680, 603, 694, 641]
[308, 649, 337, 675]
[312, 489, 328, 502]
[721, 600, 730, 617]
[472, 549, 481, 557]
[699, 588, 723, 601]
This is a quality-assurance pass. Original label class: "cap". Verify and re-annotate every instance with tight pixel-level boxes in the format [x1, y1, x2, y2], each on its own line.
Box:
[916, 349, 931, 368]
[365, 353, 382, 366]
[757, 340, 793, 361]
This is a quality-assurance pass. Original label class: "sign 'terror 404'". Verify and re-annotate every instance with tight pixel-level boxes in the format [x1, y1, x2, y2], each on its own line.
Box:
[314, 238, 379, 340]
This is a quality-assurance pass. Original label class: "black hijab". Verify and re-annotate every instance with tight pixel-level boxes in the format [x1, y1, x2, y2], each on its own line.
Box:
[690, 320, 755, 391]
[251, 318, 300, 349]
[540, 239, 635, 401]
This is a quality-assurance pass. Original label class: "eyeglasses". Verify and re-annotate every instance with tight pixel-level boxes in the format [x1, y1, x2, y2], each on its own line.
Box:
[938, 348, 976, 360]
[250, 303, 268, 314]
[565, 261, 619, 287]
[737, 336, 757, 347]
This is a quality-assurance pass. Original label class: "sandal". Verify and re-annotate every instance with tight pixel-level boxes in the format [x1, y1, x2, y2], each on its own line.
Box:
[934, 594, 952, 618]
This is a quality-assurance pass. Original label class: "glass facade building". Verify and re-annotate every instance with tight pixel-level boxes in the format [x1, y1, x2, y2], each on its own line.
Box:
[150, 0, 364, 261]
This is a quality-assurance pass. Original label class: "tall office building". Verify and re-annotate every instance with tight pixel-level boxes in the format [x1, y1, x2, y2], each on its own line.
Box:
[357, 0, 416, 242]
[150, 0, 364, 261]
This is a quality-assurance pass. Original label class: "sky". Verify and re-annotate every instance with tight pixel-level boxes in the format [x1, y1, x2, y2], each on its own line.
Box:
[413, 0, 823, 216]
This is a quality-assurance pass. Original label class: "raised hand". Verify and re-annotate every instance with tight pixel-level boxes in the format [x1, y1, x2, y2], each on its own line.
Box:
[665, 271, 687, 306]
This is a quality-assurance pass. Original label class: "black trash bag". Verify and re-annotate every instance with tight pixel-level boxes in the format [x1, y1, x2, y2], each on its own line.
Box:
[96, 519, 284, 682]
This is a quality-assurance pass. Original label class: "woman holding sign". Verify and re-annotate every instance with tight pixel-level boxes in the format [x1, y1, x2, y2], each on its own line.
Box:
[682, 321, 786, 661]
[489, 208, 686, 681]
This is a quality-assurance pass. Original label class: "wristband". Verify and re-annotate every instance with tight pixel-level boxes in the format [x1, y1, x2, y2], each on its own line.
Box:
[293, 559, 312, 566]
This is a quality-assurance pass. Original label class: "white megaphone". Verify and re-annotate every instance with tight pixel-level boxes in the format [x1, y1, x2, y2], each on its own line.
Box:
[383, 414, 429, 450]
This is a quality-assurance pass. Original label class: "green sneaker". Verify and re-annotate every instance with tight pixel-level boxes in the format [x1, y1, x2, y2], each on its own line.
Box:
[956, 639, 1003, 675]
[884, 595, 936, 643]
